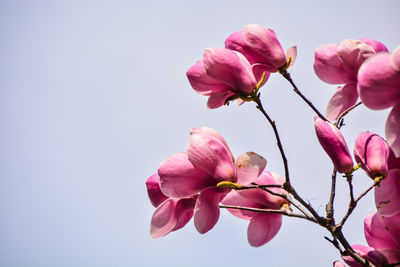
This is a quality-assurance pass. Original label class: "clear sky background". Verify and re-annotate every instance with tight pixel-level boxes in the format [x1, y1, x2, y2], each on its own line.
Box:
[1, 1, 399, 266]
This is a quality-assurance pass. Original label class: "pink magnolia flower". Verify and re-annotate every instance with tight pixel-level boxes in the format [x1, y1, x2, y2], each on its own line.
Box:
[342, 244, 388, 267]
[225, 24, 296, 81]
[386, 103, 400, 158]
[186, 47, 258, 109]
[353, 132, 390, 179]
[374, 169, 400, 217]
[314, 39, 387, 121]
[364, 212, 400, 264]
[221, 171, 286, 247]
[314, 116, 354, 173]
[146, 173, 197, 238]
[158, 127, 267, 234]
[358, 46, 400, 110]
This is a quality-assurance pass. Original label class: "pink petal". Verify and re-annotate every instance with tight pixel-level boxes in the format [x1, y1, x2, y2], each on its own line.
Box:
[376, 248, 400, 264]
[364, 212, 399, 250]
[375, 169, 400, 217]
[203, 48, 257, 93]
[333, 261, 347, 267]
[353, 132, 390, 179]
[381, 213, 400, 248]
[314, 117, 354, 173]
[150, 198, 179, 238]
[337, 39, 375, 70]
[146, 173, 168, 207]
[242, 24, 286, 70]
[225, 30, 266, 65]
[171, 197, 197, 231]
[251, 64, 272, 87]
[150, 197, 196, 238]
[221, 190, 262, 220]
[286, 46, 297, 67]
[158, 152, 215, 198]
[325, 83, 358, 122]
[358, 53, 400, 110]
[237, 171, 285, 209]
[207, 91, 235, 109]
[391, 46, 400, 72]
[386, 104, 400, 157]
[193, 187, 228, 234]
[342, 245, 387, 267]
[314, 44, 355, 84]
[186, 60, 232, 96]
[187, 133, 235, 182]
[388, 148, 400, 170]
[247, 213, 282, 247]
[235, 152, 267, 184]
[190, 127, 234, 161]
[359, 38, 388, 53]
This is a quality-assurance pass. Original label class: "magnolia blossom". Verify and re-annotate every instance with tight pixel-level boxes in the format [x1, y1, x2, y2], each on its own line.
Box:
[358, 46, 400, 110]
[225, 24, 296, 81]
[314, 116, 353, 173]
[313, 39, 387, 121]
[146, 173, 197, 238]
[353, 132, 390, 179]
[364, 212, 400, 264]
[186, 47, 258, 109]
[221, 171, 286, 247]
[158, 127, 267, 234]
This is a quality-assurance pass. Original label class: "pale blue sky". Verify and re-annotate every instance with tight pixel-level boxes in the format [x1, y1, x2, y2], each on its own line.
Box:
[1, 1, 399, 266]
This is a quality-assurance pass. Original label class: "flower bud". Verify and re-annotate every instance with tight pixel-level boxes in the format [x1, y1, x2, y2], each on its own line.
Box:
[354, 132, 390, 178]
[314, 116, 353, 173]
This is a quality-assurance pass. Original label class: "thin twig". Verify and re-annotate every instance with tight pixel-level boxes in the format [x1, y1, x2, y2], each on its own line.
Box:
[257, 186, 313, 220]
[253, 98, 290, 184]
[219, 205, 317, 223]
[235, 184, 283, 189]
[324, 236, 342, 253]
[337, 178, 381, 228]
[334, 101, 362, 128]
[280, 71, 328, 121]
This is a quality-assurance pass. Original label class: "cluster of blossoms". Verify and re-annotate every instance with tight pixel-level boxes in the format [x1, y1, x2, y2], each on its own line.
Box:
[146, 24, 400, 266]
[314, 39, 400, 267]
[146, 126, 286, 246]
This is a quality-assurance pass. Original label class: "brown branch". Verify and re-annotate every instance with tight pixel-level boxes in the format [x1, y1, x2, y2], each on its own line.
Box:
[219, 204, 317, 223]
[326, 168, 337, 226]
[334, 101, 362, 128]
[253, 98, 290, 184]
[280, 70, 327, 121]
[337, 178, 381, 229]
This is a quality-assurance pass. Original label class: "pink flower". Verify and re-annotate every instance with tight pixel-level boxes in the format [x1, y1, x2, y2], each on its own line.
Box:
[314, 116, 354, 173]
[342, 244, 388, 267]
[357, 45, 400, 110]
[221, 171, 286, 247]
[374, 169, 400, 217]
[186, 47, 258, 109]
[386, 103, 400, 158]
[314, 39, 387, 121]
[225, 24, 296, 81]
[146, 173, 197, 238]
[353, 132, 390, 179]
[364, 212, 400, 264]
[158, 127, 267, 234]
